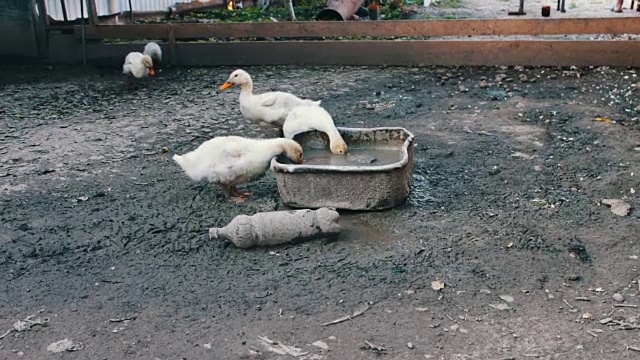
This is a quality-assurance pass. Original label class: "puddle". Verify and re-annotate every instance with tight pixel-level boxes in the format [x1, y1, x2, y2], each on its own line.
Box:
[275, 204, 396, 248]
[337, 215, 396, 248]
[302, 149, 402, 167]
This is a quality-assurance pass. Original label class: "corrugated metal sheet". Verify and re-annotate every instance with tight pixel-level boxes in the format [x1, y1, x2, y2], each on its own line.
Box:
[46, 0, 197, 21]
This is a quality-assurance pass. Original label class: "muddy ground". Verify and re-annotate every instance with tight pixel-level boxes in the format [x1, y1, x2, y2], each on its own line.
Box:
[0, 64, 639, 359]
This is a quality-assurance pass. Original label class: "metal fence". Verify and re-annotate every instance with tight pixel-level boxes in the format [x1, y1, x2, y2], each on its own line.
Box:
[46, 0, 196, 21]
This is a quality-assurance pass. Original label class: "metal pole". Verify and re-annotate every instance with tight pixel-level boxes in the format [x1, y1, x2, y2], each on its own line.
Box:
[128, 0, 133, 23]
[80, 0, 86, 66]
[60, 0, 68, 21]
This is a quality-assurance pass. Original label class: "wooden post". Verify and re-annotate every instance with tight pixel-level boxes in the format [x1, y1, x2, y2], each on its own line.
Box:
[87, 0, 99, 25]
[30, 0, 49, 58]
[80, 0, 87, 66]
[35, 0, 49, 27]
[168, 24, 177, 66]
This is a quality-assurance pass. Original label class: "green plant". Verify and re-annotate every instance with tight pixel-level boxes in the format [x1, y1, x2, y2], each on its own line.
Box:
[179, 4, 322, 22]
[432, 0, 462, 8]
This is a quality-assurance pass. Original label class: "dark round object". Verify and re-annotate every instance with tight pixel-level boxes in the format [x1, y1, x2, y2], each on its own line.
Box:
[355, 6, 369, 18]
[316, 8, 344, 21]
[541, 6, 551, 17]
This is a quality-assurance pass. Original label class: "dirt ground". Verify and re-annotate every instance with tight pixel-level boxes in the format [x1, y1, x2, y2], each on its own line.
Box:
[1, 62, 639, 360]
[443, 0, 640, 18]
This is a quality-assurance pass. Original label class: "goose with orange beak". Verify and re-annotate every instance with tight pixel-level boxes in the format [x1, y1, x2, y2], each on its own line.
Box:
[122, 52, 156, 79]
[283, 105, 348, 155]
[219, 69, 322, 128]
[173, 136, 304, 203]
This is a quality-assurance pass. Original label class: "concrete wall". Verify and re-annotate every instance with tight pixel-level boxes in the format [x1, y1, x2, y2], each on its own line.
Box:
[0, 0, 39, 61]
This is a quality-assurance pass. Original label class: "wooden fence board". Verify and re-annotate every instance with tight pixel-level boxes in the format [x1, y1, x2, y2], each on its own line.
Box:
[80, 40, 640, 67]
[74, 18, 640, 40]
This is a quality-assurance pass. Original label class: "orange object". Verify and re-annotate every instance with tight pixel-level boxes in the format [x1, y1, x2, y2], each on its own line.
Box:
[219, 81, 234, 90]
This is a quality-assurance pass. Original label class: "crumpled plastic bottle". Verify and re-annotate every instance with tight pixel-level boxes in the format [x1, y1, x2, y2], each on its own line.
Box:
[209, 207, 341, 248]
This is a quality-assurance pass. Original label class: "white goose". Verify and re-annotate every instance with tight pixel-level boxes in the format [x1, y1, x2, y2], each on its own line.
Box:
[173, 136, 304, 203]
[122, 52, 155, 79]
[219, 69, 321, 127]
[283, 105, 348, 155]
[143, 42, 162, 72]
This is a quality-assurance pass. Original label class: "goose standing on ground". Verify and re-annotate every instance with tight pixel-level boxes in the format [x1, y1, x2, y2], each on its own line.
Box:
[143, 42, 162, 72]
[218, 69, 322, 128]
[122, 52, 155, 79]
[283, 105, 348, 155]
[173, 136, 304, 203]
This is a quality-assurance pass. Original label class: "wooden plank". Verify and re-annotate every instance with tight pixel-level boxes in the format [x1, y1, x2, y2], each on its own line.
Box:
[176, 40, 640, 66]
[173, 17, 640, 38]
[76, 24, 168, 39]
[83, 40, 640, 67]
[75, 18, 640, 40]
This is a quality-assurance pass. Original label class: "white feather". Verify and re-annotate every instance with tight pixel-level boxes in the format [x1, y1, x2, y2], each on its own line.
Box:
[173, 136, 302, 186]
[143, 42, 162, 63]
[283, 105, 348, 154]
[222, 69, 322, 127]
[122, 52, 150, 78]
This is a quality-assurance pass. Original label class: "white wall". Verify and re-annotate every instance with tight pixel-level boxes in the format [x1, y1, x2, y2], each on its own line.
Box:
[45, 0, 197, 20]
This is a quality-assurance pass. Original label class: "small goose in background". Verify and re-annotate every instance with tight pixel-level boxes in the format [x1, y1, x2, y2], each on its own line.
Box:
[172, 136, 304, 203]
[143, 42, 162, 73]
[122, 52, 155, 80]
[283, 105, 348, 155]
[218, 69, 322, 128]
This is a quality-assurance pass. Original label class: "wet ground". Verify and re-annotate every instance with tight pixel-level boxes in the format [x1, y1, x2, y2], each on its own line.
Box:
[1, 64, 639, 359]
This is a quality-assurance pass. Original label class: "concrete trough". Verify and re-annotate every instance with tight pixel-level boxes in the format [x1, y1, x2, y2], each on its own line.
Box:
[271, 127, 415, 211]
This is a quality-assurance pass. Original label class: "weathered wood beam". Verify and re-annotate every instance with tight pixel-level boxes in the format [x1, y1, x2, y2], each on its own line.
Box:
[80, 40, 640, 67]
[74, 18, 640, 40]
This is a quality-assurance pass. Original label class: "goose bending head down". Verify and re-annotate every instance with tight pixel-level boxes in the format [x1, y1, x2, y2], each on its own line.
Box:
[172, 136, 303, 203]
[283, 105, 348, 155]
[122, 52, 155, 79]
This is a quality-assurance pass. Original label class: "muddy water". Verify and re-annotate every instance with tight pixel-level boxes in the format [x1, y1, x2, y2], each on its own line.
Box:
[302, 148, 402, 166]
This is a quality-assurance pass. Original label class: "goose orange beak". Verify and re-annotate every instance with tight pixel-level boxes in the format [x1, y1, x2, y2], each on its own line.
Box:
[148, 68, 156, 76]
[219, 81, 234, 90]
